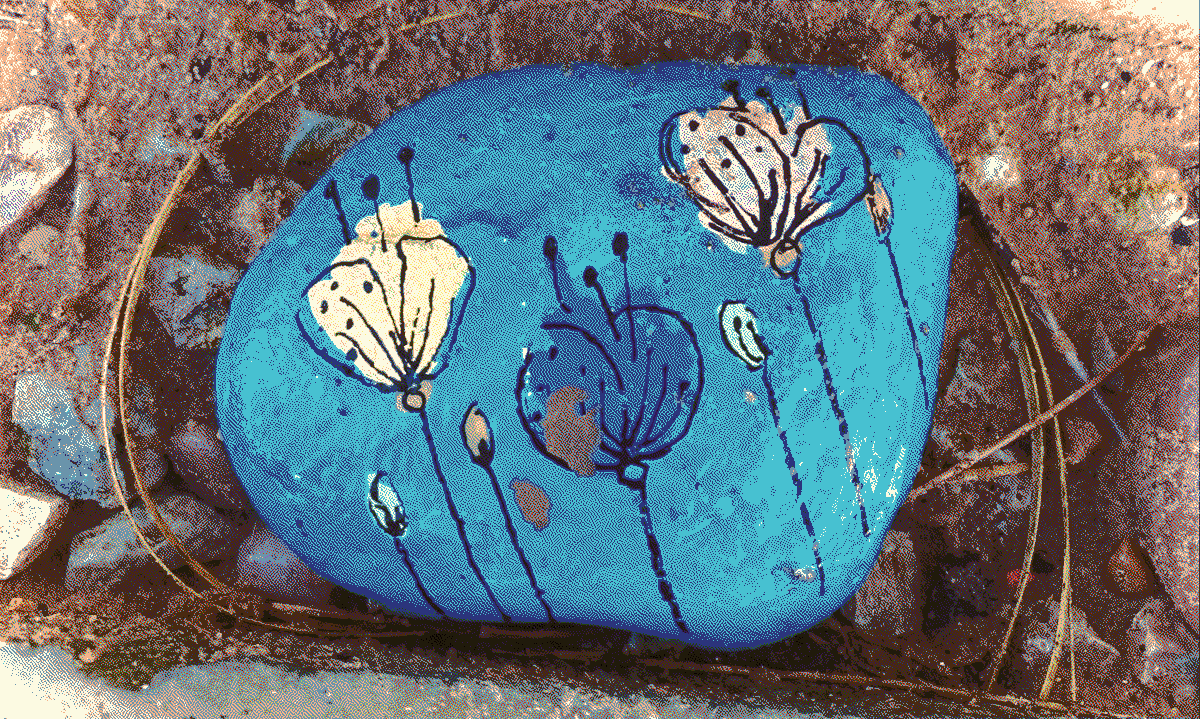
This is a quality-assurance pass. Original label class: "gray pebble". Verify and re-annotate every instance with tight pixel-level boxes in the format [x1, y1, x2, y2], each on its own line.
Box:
[65, 488, 237, 593]
[167, 419, 249, 512]
[236, 523, 334, 607]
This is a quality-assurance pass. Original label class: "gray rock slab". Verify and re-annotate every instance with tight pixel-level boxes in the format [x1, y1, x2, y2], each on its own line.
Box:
[1133, 349, 1199, 636]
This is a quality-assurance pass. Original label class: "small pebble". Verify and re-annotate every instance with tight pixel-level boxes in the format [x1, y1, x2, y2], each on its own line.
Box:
[1106, 537, 1155, 597]
[1018, 599, 1119, 687]
[167, 419, 249, 512]
[1064, 417, 1101, 464]
[236, 523, 334, 607]
[65, 489, 237, 593]
[145, 255, 243, 350]
[1128, 597, 1199, 712]
[849, 529, 922, 636]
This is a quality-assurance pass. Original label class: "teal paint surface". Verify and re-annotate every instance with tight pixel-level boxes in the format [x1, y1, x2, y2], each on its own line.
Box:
[215, 62, 957, 649]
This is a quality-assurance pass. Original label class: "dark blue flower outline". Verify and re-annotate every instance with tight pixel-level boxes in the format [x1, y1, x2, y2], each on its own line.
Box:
[516, 232, 704, 634]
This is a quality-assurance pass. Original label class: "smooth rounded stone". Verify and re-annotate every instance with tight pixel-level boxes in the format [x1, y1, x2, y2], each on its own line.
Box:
[236, 523, 335, 606]
[12, 371, 165, 507]
[167, 419, 250, 512]
[64, 488, 237, 593]
[216, 62, 957, 649]
[0, 105, 73, 239]
[145, 254, 244, 351]
[0, 481, 70, 580]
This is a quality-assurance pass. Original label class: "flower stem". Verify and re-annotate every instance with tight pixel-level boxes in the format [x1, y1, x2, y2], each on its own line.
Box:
[420, 406, 511, 622]
[632, 477, 689, 634]
[762, 359, 826, 596]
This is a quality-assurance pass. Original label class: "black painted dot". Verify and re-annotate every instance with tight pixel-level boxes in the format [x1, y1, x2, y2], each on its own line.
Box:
[330, 281, 339, 290]
[347, 348, 358, 361]
[346, 318, 354, 329]
[531, 411, 543, 422]
[548, 346, 558, 360]
[580, 366, 587, 376]
[338, 407, 348, 416]
[720, 158, 732, 169]
[735, 124, 746, 136]
[320, 300, 328, 313]
[680, 144, 690, 154]
[688, 119, 699, 131]
[756, 146, 763, 152]
[363, 281, 373, 293]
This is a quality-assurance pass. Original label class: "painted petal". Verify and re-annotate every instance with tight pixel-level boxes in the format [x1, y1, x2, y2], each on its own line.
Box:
[719, 301, 768, 370]
[368, 472, 407, 537]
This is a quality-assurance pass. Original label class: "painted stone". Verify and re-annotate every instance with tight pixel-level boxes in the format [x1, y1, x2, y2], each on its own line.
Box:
[215, 62, 957, 649]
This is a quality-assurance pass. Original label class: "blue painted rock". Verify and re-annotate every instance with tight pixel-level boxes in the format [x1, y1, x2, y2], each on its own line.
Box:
[215, 62, 957, 649]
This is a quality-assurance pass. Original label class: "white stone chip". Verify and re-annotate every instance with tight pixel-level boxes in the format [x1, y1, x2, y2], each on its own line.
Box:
[0, 105, 73, 239]
[0, 483, 69, 580]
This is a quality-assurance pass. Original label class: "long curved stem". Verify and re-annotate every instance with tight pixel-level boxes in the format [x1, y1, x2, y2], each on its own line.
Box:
[478, 461, 556, 621]
[393, 537, 450, 619]
[632, 477, 689, 634]
[420, 407, 511, 622]
[761, 360, 826, 596]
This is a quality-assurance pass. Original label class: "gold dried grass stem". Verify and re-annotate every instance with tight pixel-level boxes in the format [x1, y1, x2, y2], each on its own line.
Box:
[101, 44, 335, 634]
[972, 233, 1047, 698]
[1040, 411, 1074, 703]
[907, 321, 1153, 503]
[988, 233, 1074, 704]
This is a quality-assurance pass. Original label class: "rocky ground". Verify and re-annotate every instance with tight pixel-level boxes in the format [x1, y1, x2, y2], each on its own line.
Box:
[0, 0, 1196, 716]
